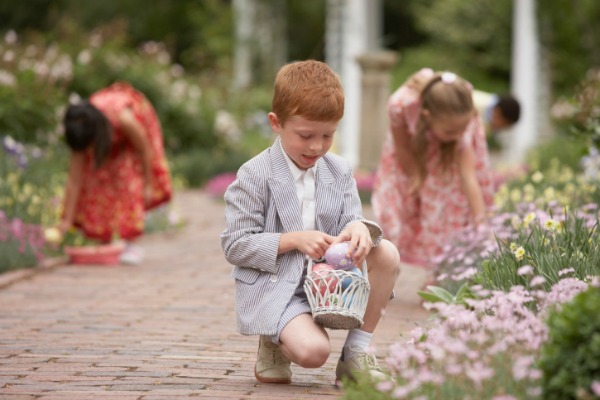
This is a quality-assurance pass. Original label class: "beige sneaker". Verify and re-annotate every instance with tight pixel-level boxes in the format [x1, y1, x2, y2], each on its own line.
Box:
[335, 345, 387, 384]
[254, 335, 292, 384]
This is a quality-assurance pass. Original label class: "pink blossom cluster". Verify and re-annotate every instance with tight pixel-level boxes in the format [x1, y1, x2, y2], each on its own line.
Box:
[0, 210, 45, 261]
[204, 172, 237, 199]
[379, 278, 595, 399]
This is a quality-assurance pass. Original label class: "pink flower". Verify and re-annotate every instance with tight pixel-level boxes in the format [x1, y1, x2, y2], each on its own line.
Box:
[530, 276, 546, 287]
[517, 265, 534, 276]
[591, 381, 600, 396]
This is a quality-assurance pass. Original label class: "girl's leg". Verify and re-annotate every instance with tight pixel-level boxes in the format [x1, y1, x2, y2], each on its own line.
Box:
[279, 313, 330, 368]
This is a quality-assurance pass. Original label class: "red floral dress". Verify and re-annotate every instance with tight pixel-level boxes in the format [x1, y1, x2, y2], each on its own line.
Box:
[372, 69, 494, 267]
[73, 82, 172, 242]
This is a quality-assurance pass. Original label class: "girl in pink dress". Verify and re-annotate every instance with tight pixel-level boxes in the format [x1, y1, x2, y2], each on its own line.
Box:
[372, 68, 494, 268]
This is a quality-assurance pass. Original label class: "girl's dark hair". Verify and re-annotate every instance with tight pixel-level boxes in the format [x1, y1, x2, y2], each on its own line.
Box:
[63, 101, 112, 168]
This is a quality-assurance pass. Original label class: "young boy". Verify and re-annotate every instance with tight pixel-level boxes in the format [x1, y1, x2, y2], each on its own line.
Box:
[472, 89, 521, 137]
[220, 60, 400, 385]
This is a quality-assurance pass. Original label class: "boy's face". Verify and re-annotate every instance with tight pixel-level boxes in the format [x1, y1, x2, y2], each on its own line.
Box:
[268, 113, 338, 170]
[490, 107, 512, 131]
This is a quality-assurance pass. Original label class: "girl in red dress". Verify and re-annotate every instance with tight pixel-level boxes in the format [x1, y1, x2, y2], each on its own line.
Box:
[372, 68, 494, 268]
[59, 82, 172, 263]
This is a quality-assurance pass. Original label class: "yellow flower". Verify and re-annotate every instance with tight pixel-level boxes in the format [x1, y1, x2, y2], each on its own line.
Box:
[510, 242, 518, 252]
[511, 215, 522, 229]
[544, 218, 561, 232]
[510, 188, 522, 203]
[523, 212, 536, 227]
[44, 227, 62, 244]
[513, 246, 525, 261]
[531, 171, 544, 183]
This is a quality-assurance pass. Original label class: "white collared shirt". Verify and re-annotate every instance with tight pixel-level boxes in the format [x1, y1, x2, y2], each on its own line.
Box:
[279, 140, 317, 231]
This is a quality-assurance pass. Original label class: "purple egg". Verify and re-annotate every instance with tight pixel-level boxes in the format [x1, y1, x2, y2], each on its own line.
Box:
[325, 242, 356, 270]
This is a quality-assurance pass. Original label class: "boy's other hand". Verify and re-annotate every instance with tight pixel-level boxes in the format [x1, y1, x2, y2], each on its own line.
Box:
[332, 221, 372, 266]
[294, 231, 335, 260]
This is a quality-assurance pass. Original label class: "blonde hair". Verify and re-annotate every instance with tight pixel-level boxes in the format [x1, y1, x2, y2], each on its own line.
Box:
[272, 60, 344, 126]
[411, 72, 474, 187]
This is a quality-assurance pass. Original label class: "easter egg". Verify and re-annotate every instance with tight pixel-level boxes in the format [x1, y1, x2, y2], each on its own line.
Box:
[341, 267, 363, 290]
[311, 263, 338, 296]
[325, 242, 357, 270]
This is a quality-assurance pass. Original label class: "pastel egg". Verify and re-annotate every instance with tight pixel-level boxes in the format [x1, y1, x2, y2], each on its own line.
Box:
[324, 242, 356, 270]
[311, 263, 338, 296]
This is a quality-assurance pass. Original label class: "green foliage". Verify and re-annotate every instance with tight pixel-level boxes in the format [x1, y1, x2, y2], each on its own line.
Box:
[537, 0, 600, 95]
[417, 283, 476, 306]
[476, 212, 600, 292]
[169, 145, 255, 188]
[539, 286, 600, 400]
[0, 143, 67, 225]
[0, 240, 39, 274]
[410, 0, 513, 77]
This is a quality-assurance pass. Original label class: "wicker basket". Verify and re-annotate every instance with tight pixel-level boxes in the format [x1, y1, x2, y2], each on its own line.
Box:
[303, 259, 370, 330]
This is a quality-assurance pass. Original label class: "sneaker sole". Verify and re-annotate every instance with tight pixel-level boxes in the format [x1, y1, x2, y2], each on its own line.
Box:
[254, 365, 291, 384]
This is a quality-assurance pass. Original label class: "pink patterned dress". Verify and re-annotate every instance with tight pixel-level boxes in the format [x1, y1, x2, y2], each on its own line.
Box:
[372, 69, 494, 268]
[73, 82, 172, 242]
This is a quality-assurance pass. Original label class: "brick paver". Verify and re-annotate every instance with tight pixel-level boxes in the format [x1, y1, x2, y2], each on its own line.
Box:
[0, 190, 431, 399]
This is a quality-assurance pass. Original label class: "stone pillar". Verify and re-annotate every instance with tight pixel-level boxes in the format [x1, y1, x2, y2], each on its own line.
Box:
[356, 51, 398, 172]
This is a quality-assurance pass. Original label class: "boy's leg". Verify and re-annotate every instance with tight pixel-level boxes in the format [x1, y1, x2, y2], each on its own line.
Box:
[255, 335, 292, 384]
[279, 313, 331, 369]
[336, 239, 400, 382]
[255, 313, 330, 384]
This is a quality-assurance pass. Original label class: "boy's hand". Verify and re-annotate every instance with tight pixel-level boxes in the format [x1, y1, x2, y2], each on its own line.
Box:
[331, 221, 372, 266]
[280, 231, 335, 260]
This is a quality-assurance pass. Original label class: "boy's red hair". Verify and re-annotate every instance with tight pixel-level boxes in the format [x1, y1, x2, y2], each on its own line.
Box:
[272, 60, 344, 125]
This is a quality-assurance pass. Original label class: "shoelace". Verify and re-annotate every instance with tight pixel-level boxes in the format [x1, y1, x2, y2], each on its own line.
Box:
[347, 347, 383, 372]
[264, 342, 286, 365]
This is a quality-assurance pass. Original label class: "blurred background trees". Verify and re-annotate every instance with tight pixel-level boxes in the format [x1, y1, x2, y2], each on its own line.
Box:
[0, 0, 599, 185]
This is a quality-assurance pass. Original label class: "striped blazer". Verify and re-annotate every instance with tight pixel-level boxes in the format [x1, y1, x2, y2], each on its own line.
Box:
[220, 137, 382, 336]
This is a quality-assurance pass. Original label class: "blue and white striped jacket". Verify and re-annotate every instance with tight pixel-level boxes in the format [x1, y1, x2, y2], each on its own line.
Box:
[220, 137, 382, 336]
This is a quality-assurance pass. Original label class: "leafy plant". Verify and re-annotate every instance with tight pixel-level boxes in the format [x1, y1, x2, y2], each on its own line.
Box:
[417, 283, 476, 306]
[475, 209, 600, 293]
[539, 286, 600, 400]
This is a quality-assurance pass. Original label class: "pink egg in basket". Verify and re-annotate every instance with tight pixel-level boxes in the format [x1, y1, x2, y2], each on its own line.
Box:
[324, 242, 357, 270]
[311, 263, 338, 296]
[64, 242, 125, 266]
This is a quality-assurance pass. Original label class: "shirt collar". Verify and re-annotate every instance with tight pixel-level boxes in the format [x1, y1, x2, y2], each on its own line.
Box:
[278, 139, 317, 181]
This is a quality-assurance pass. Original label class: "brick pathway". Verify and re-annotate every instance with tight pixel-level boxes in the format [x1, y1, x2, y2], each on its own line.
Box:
[0, 190, 431, 399]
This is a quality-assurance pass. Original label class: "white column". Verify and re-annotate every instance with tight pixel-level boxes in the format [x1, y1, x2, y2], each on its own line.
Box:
[326, 0, 381, 167]
[233, 0, 254, 89]
[508, 0, 539, 163]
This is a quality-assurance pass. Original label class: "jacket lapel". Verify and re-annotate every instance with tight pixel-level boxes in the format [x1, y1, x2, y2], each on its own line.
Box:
[267, 138, 304, 233]
[315, 158, 339, 235]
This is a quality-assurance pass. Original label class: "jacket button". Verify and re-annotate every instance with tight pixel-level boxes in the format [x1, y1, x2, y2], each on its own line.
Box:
[270, 274, 278, 282]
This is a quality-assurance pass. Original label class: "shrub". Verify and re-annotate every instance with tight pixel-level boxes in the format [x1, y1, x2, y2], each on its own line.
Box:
[539, 286, 600, 400]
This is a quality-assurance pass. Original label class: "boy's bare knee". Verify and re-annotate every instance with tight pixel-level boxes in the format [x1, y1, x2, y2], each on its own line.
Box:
[293, 339, 330, 368]
[368, 240, 401, 278]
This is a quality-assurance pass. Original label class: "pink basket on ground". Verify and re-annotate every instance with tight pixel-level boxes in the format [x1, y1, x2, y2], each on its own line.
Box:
[64, 242, 125, 265]
[303, 260, 370, 330]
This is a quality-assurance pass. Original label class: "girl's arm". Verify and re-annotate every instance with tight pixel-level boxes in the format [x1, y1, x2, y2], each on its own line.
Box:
[457, 145, 486, 225]
[119, 108, 154, 205]
[59, 152, 85, 233]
